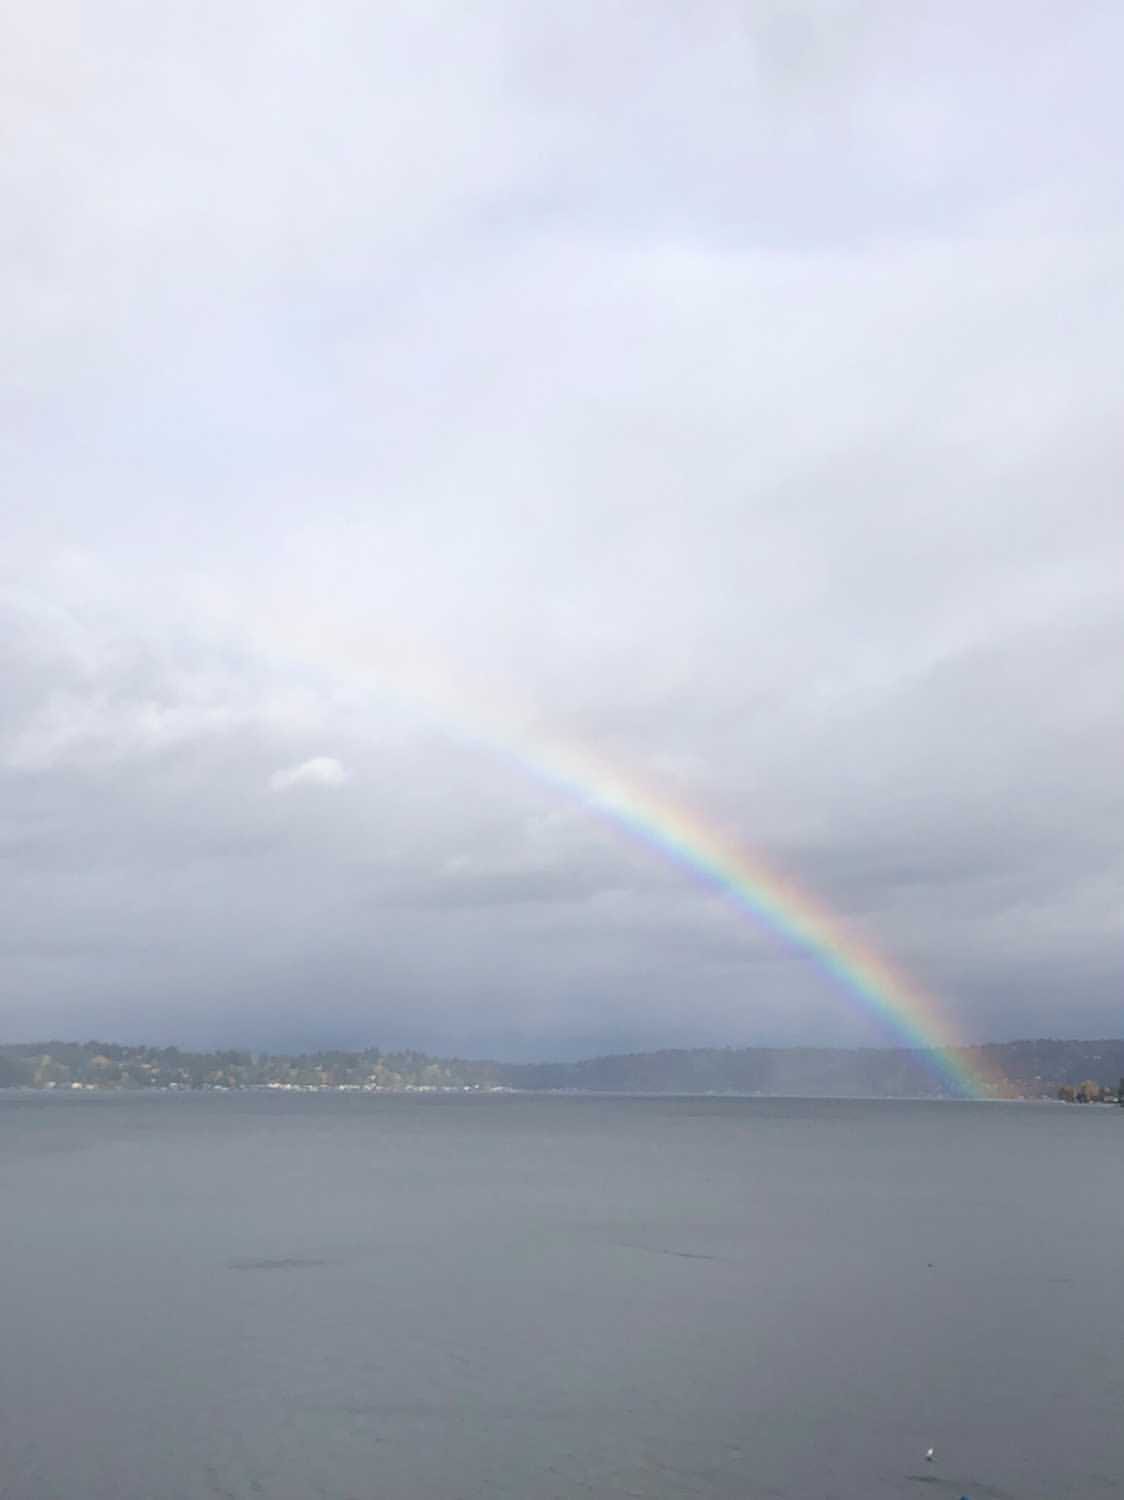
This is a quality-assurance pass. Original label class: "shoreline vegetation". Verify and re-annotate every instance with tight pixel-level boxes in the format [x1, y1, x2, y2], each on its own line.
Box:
[2, 1039, 1123, 1103]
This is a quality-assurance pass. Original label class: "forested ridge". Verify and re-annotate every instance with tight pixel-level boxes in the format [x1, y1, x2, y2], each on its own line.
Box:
[3, 1037, 1124, 1099]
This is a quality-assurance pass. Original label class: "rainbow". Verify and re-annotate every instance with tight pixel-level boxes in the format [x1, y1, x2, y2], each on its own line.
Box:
[474, 732, 999, 1099]
[292, 629, 1001, 1098]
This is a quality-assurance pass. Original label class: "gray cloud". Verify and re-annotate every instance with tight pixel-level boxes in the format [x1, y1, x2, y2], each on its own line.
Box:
[3, 2, 1121, 1055]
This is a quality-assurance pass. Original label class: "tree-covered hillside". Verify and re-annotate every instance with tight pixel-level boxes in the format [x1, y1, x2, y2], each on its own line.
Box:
[2, 1037, 1123, 1099]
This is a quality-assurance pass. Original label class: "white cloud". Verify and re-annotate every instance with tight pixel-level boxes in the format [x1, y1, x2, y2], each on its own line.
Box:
[269, 756, 352, 792]
[2, 2, 1122, 1051]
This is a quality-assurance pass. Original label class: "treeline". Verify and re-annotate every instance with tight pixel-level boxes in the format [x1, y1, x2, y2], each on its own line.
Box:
[3, 1037, 1124, 1099]
[1057, 1080, 1121, 1103]
[0, 1042, 505, 1093]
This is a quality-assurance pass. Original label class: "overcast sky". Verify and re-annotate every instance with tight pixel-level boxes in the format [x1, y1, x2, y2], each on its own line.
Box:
[4, 2, 1121, 1057]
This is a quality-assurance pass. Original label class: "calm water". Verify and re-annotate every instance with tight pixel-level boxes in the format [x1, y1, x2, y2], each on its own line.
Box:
[2, 1092, 1122, 1500]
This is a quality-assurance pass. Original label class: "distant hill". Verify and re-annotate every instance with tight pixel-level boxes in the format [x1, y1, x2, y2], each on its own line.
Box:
[496, 1039, 1124, 1099]
[2, 1037, 1123, 1098]
[0, 1052, 31, 1088]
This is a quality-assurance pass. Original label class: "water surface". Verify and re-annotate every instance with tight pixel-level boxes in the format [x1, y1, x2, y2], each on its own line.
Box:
[2, 1092, 1121, 1499]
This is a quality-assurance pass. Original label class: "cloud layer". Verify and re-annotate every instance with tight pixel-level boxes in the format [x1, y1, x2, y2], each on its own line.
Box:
[269, 758, 351, 792]
[3, 2, 1121, 1055]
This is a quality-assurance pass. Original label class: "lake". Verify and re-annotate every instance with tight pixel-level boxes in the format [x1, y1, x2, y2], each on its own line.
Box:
[1, 1092, 1121, 1499]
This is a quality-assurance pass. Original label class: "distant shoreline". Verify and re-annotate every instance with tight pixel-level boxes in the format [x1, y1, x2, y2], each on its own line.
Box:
[2, 1083, 1092, 1103]
[3, 1036, 1124, 1104]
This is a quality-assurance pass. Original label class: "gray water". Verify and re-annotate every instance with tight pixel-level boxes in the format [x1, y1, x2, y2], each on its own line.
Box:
[2, 1093, 1122, 1500]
